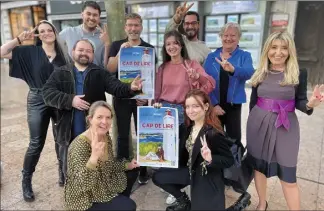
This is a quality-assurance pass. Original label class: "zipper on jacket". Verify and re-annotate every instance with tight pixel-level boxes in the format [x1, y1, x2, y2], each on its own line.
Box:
[70, 70, 76, 141]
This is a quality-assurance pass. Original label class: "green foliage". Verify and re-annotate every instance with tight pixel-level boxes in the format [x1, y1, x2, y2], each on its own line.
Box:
[139, 142, 161, 156]
[120, 78, 134, 84]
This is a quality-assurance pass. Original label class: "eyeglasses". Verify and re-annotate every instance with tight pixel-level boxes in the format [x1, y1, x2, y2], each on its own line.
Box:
[183, 21, 199, 27]
[125, 23, 141, 28]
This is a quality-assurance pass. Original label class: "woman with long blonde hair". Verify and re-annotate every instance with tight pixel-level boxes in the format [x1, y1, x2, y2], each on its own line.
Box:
[247, 31, 324, 210]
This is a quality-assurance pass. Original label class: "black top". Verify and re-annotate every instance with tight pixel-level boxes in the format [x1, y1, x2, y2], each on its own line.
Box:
[108, 38, 157, 78]
[219, 66, 229, 107]
[9, 45, 65, 89]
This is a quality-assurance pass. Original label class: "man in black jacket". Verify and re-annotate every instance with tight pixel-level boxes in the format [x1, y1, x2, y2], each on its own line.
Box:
[43, 39, 143, 183]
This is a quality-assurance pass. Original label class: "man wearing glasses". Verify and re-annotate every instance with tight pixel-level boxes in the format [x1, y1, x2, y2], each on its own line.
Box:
[166, 2, 210, 64]
[107, 13, 156, 186]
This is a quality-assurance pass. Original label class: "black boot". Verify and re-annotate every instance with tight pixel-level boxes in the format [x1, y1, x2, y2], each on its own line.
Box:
[226, 192, 251, 211]
[58, 161, 65, 187]
[166, 192, 191, 211]
[22, 171, 35, 202]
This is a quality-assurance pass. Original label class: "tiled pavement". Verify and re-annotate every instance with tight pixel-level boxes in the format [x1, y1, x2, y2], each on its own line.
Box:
[1, 62, 324, 210]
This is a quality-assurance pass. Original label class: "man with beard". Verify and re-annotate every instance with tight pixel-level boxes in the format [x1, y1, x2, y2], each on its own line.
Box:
[166, 2, 210, 64]
[42, 39, 144, 183]
[107, 13, 156, 186]
[59, 1, 110, 68]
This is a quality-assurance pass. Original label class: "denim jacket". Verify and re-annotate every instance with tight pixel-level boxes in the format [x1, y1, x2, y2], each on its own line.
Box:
[203, 47, 254, 105]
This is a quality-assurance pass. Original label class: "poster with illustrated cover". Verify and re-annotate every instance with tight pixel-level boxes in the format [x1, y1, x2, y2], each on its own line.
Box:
[118, 47, 155, 99]
[137, 107, 179, 168]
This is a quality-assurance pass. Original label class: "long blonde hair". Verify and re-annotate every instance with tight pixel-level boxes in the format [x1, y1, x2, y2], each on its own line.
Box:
[250, 31, 299, 87]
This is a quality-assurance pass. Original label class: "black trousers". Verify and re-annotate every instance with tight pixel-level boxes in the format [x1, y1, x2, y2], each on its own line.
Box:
[23, 89, 60, 175]
[87, 168, 138, 211]
[219, 103, 242, 144]
[113, 98, 147, 176]
[152, 167, 190, 198]
[87, 195, 136, 211]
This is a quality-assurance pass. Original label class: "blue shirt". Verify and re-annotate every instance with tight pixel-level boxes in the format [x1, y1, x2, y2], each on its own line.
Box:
[72, 66, 89, 139]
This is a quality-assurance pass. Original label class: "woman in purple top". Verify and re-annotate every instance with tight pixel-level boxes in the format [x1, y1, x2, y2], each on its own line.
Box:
[247, 31, 324, 210]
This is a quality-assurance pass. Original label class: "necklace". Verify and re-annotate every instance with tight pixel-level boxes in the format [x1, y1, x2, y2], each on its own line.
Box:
[269, 70, 283, 74]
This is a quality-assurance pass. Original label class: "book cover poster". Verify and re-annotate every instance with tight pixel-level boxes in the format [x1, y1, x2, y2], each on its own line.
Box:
[118, 47, 155, 99]
[137, 106, 179, 168]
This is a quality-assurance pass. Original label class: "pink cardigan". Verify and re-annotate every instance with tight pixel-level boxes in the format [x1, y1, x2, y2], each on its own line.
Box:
[155, 60, 215, 104]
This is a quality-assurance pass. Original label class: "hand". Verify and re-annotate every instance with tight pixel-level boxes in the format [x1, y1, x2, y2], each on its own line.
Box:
[98, 24, 110, 47]
[182, 60, 199, 80]
[117, 42, 131, 57]
[200, 135, 212, 163]
[136, 99, 148, 106]
[126, 159, 140, 170]
[213, 105, 225, 116]
[72, 95, 90, 110]
[174, 2, 194, 23]
[215, 53, 235, 73]
[90, 129, 106, 161]
[153, 102, 162, 109]
[18, 27, 39, 42]
[131, 75, 144, 91]
[307, 84, 324, 108]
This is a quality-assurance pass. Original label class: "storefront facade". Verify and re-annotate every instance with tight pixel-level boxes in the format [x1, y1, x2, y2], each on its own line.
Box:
[1, 1, 46, 45]
[46, 1, 107, 31]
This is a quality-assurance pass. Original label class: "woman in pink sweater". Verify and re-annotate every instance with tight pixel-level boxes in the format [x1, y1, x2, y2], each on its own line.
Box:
[154, 30, 215, 125]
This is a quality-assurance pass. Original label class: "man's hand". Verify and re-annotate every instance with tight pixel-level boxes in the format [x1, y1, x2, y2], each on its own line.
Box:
[136, 99, 148, 106]
[174, 2, 194, 24]
[72, 95, 90, 110]
[131, 75, 144, 91]
[117, 42, 131, 57]
[98, 24, 110, 47]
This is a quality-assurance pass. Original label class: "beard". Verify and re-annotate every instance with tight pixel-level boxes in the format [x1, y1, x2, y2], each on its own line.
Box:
[74, 55, 90, 66]
[185, 29, 198, 40]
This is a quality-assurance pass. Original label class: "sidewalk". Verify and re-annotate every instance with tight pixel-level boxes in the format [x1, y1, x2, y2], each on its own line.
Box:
[1, 62, 324, 210]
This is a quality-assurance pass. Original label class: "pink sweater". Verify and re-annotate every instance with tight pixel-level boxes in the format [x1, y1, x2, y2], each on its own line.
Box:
[155, 60, 215, 104]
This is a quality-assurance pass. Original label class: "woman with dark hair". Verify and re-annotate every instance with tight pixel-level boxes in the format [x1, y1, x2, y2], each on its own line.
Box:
[152, 89, 235, 210]
[0, 20, 69, 201]
[154, 29, 215, 205]
[154, 30, 215, 125]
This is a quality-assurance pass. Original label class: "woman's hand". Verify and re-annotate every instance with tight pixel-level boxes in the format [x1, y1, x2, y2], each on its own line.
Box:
[307, 84, 324, 108]
[126, 159, 140, 170]
[153, 102, 162, 109]
[215, 53, 235, 73]
[183, 60, 199, 80]
[90, 130, 106, 162]
[18, 27, 39, 43]
[200, 135, 212, 163]
[213, 105, 225, 116]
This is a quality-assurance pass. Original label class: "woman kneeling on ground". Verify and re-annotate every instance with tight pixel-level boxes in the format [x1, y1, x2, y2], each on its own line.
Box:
[64, 101, 139, 211]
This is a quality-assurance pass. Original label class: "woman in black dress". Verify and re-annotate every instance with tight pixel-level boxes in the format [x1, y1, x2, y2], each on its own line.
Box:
[0, 20, 69, 202]
[152, 89, 235, 210]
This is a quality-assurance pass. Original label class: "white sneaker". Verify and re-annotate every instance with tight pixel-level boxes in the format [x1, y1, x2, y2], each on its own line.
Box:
[165, 194, 176, 205]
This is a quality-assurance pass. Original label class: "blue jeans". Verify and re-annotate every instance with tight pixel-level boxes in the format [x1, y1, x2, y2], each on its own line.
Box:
[160, 101, 184, 125]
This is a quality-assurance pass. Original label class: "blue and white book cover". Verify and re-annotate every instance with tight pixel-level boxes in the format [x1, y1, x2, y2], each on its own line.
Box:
[118, 47, 155, 99]
[137, 106, 179, 168]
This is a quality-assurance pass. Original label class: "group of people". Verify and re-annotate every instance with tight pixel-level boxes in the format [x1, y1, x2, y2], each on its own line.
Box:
[1, 1, 324, 211]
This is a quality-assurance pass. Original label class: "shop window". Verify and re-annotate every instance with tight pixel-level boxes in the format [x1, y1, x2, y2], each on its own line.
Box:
[9, 6, 34, 45]
[32, 6, 46, 25]
[60, 20, 82, 30]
